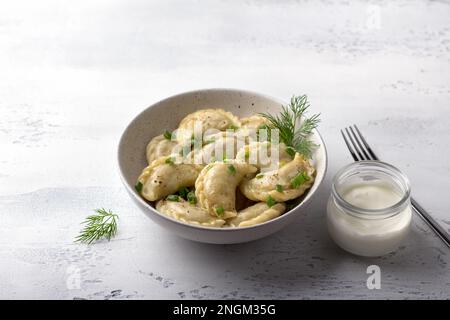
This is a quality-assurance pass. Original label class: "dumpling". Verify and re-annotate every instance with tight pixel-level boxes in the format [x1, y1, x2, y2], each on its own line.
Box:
[229, 202, 286, 227]
[146, 134, 178, 164]
[137, 156, 203, 201]
[240, 115, 271, 130]
[179, 108, 240, 131]
[238, 115, 271, 140]
[156, 199, 226, 227]
[235, 141, 293, 171]
[187, 132, 246, 164]
[239, 153, 315, 202]
[176, 109, 240, 142]
[195, 161, 257, 218]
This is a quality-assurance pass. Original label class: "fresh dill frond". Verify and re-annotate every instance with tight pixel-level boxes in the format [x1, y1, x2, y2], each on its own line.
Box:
[75, 208, 119, 244]
[259, 95, 320, 159]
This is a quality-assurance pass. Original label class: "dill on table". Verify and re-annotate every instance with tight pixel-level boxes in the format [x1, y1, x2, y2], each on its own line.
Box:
[259, 95, 320, 159]
[75, 208, 119, 244]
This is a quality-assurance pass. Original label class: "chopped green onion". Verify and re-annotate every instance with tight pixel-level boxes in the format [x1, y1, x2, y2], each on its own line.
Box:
[228, 164, 236, 175]
[165, 157, 175, 165]
[256, 173, 264, 179]
[178, 187, 190, 199]
[135, 181, 143, 193]
[187, 191, 197, 205]
[276, 184, 284, 193]
[166, 195, 179, 202]
[244, 149, 250, 160]
[266, 195, 276, 208]
[215, 206, 225, 216]
[228, 124, 239, 131]
[290, 171, 310, 189]
[163, 130, 172, 140]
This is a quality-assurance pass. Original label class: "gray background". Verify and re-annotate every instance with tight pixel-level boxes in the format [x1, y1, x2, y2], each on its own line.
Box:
[0, 0, 449, 299]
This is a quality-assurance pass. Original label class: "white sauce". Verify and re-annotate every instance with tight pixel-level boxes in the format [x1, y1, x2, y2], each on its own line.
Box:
[327, 181, 412, 257]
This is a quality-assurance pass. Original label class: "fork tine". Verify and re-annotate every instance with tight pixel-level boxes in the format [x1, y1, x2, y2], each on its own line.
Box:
[353, 125, 379, 160]
[349, 126, 370, 160]
[345, 127, 364, 160]
[340, 129, 359, 161]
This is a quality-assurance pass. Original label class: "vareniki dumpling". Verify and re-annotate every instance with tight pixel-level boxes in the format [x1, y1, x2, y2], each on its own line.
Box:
[156, 199, 226, 227]
[137, 107, 318, 228]
[240, 115, 270, 130]
[176, 109, 240, 142]
[137, 156, 203, 201]
[188, 132, 246, 164]
[146, 134, 178, 164]
[240, 153, 315, 202]
[229, 202, 286, 227]
[195, 161, 257, 218]
[235, 141, 293, 171]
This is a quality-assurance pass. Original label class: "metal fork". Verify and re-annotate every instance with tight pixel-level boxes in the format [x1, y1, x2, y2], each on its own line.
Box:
[341, 125, 450, 248]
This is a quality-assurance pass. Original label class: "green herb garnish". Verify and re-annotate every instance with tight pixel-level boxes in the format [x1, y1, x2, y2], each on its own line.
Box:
[228, 164, 236, 175]
[228, 124, 239, 131]
[276, 184, 284, 193]
[75, 208, 119, 244]
[165, 157, 175, 165]
[135, 181, 143, 193]
[163, 130, 172, 140]
[178, 187, 190, 199]
[256, 173, 264, 179]
[187, 191, 197, 205]
[290, 171, 310, 189]
[216, 206, 225, 216]
[166, 194, 180, 202]
[266, 196, 276, 208]
[260, 95, 320, 159]
[285, 146, 296, 158]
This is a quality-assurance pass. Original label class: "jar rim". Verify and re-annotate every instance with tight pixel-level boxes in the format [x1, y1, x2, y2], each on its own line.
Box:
[331, 160, 411, 219]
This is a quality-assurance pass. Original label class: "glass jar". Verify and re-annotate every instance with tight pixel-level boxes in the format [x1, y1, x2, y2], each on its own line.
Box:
[327, 161, 412, 257]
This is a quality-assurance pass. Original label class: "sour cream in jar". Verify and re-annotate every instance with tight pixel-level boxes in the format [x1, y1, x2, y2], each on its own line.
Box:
[327, 161, 412, 257]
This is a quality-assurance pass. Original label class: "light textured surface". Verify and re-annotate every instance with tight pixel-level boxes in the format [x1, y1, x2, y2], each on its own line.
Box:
[0, 0, 449, 299]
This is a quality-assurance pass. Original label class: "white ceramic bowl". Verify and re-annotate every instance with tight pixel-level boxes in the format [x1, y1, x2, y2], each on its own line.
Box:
[118, 89, 327, 244]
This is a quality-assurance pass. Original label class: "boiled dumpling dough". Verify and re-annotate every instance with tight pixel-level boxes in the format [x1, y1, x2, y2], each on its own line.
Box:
[146, 134, 178, 164]
[187, 132, 246, 164]
[176, 109, 240, 142]
[238, 115, 271, 140]
[229, 202, 286, 227]
[240, 115, 270, 130]
[240, 153, 315, 202]
[137, 156, 203, 201]
[195, 161, 257, 218]
[235, 141, 293, 171]
[156, 199, 226, 227]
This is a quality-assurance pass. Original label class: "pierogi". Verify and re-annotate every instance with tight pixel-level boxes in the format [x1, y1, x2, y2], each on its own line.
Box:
[135, 108, 317, 228]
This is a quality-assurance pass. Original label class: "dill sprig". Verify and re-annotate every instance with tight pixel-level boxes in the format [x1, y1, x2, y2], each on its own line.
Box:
[259, 95, 320, 159]
[75, 208, 119, 244]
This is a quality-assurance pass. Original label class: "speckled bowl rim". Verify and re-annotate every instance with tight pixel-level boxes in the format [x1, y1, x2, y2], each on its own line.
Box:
[117, 88, 328, 232]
